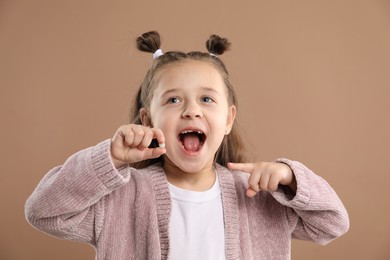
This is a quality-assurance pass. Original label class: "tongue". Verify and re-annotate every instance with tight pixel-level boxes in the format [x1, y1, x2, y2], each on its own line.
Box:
[182, 133, 200, 152]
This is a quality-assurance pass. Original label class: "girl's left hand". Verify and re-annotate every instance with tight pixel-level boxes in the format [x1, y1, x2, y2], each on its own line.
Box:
[227, 162, 297, 197]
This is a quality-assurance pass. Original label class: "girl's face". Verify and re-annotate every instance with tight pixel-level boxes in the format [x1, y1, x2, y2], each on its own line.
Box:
[141, 60, 236, 174]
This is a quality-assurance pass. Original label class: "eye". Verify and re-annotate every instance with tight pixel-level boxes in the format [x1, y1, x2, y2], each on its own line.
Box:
[201, 96, 214, 103]
[167, 97, 181, 104]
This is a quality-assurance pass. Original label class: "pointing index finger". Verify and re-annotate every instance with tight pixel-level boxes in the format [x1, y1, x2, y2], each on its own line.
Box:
[227, 162, 254, 174]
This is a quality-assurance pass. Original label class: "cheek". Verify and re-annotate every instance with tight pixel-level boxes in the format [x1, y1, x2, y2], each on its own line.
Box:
[148, 107, 163, 125]
[150, 112, 172, 131]
[214, 108, 230, 126]
[210, 116, 229, 137]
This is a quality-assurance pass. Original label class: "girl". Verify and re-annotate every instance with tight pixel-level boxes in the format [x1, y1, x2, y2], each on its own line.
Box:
[25, 31, 349, 260]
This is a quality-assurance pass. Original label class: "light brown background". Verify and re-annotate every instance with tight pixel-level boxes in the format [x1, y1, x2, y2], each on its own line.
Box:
[1, 0, 389, 259]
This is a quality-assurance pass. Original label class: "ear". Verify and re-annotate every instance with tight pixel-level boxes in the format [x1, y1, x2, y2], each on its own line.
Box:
[225, 105, 236, 135]
[140, 108, 152, 127]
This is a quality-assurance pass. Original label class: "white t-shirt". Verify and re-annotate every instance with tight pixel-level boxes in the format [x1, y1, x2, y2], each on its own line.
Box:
[168, 175, 226, 260]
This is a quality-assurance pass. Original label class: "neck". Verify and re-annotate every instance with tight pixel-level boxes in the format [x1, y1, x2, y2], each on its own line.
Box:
[163, 159, 216, 191]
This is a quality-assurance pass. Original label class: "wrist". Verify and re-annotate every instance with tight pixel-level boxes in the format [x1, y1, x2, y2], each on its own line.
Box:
[111, 157, 127, 168]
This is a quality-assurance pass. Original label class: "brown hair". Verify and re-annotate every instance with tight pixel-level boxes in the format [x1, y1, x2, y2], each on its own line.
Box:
[130, 31, 248, 168]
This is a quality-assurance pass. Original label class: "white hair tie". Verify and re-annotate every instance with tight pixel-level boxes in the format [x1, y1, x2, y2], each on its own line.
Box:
[153, 49, 163, 59]
[209, 53, 217, 57]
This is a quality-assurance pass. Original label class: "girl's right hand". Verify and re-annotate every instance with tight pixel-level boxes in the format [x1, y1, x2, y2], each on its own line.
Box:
[110, 124, 166, 168]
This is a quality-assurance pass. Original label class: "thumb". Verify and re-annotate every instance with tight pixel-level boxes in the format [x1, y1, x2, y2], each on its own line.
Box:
[227, 162, 254, 174]
[142, 147, 166, 161]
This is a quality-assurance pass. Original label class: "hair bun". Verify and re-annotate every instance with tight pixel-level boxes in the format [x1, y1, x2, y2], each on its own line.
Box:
[136, 31, 161, 53]
[206, 34, 231, 55]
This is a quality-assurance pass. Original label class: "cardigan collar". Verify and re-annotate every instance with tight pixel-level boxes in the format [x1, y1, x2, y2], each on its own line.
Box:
[146, 164, 240, 260]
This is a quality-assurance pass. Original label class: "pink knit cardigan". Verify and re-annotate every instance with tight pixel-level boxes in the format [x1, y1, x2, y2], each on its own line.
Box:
[25, 140, 349, 259]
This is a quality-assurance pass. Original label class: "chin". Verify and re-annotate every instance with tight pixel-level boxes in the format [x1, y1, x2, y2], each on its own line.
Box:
[164, 154, 213, 174]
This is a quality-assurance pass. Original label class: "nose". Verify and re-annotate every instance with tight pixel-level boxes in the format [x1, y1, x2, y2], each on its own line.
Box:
[182, 101, 202, 119]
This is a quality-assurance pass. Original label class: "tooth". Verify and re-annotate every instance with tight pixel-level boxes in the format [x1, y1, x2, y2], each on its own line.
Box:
[181, 130, 206, 134]
[182, 130, 196, 134]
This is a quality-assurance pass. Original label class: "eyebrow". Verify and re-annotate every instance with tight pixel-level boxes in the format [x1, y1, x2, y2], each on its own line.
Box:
[160, 88, 179, 97]
[161, 87, 220, 97]
[200, 87, 220, 94]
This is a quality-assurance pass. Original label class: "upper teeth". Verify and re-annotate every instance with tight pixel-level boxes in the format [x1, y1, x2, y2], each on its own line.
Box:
[181, 130, 203, 134]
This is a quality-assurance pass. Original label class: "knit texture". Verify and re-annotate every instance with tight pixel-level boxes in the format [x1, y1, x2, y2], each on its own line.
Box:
[25, 140, 349, 259]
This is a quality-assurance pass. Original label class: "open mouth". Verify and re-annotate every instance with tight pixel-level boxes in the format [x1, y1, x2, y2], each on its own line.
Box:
[179, 130, 206, 152]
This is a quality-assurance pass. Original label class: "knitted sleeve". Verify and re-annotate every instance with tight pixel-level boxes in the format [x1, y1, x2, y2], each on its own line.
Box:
[24, 139, 130, 245]
[272, 159, 350, 245]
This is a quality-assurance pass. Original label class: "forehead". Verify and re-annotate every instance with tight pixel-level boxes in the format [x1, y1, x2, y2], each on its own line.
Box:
[153, 60, 226, 95]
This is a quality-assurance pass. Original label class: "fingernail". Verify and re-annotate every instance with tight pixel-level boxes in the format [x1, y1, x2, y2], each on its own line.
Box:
[159, 143, 165, 148]
[246, 189, 257, 197]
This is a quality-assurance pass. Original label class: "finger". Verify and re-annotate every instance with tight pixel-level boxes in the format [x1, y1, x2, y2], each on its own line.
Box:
[247, 171, 261, 193]
[123, 128, 135, 146]
[268, 173, 280, 192]
[112, 125, 130, 144]
[246, 188, 257, 197]
[259, 171, 271, 191]
[227, 162, 254, 173]
[142, 147, 166, 160]
[131, 127, 145, 147]
[140, 129, 154, 149]
[151, 147, 166, 158]
[151, 128, 165, 146]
